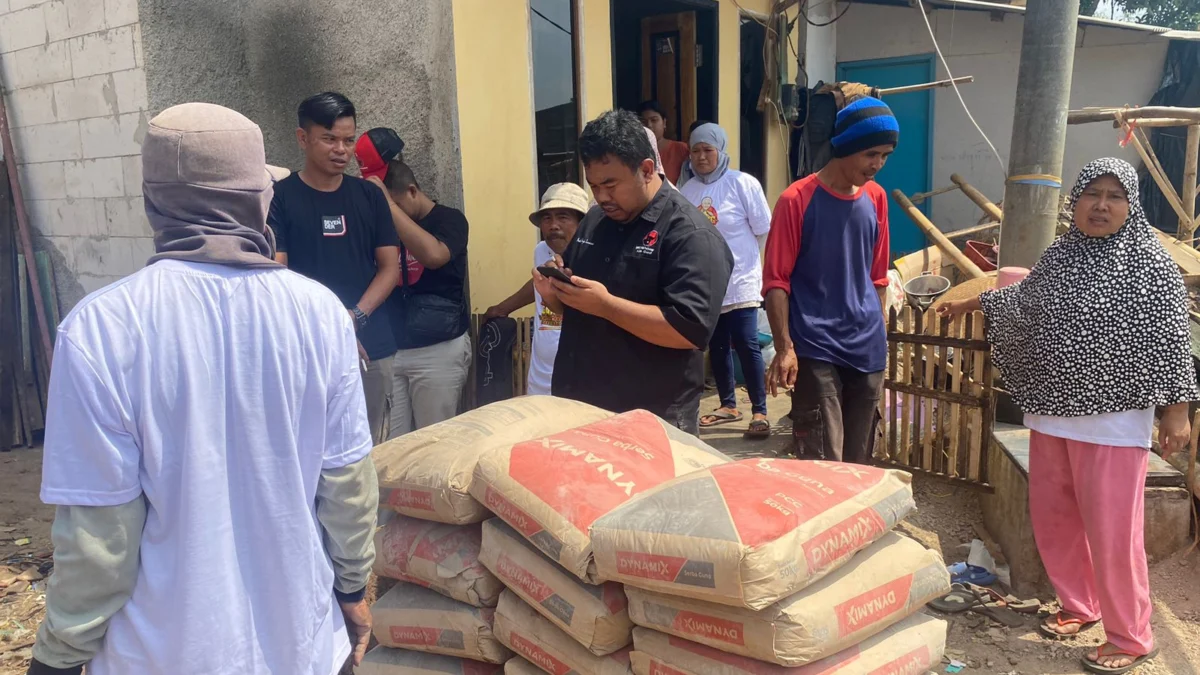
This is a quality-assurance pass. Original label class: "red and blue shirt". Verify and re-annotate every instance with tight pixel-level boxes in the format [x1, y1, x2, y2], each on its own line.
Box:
[762, 175, 890, 373]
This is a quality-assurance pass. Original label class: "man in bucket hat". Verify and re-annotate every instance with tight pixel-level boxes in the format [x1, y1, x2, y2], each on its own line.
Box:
[485, 182, 590, 395]
[28, 102, 377, 675]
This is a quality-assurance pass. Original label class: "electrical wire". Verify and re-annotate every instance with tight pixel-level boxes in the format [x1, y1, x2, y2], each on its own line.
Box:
[800, 0, 852, 27]
[914, 0, 1007, 178]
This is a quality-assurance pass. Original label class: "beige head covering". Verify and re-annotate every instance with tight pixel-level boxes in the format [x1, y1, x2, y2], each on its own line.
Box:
[529, 183, 590, 225]
[144, 102, 282, 268]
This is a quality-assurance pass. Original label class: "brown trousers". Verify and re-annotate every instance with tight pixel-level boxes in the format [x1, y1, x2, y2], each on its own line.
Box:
[789, 358, 883, 464]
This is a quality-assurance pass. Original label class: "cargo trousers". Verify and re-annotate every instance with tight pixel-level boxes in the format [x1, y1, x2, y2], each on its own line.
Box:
[789, 358, 883, 464]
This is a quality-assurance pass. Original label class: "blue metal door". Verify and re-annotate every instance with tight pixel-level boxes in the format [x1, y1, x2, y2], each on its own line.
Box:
[837, 55, 934, 257]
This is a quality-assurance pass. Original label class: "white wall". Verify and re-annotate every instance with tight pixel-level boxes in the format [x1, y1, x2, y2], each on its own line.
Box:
[1, 0, 153, 308]
[835, 5, 1167, 232]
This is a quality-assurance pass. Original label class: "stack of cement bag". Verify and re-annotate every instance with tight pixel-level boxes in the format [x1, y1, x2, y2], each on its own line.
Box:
[362, 397, 951, 675]
[589, 458, 952, 674]
[359, 397, 616, 674]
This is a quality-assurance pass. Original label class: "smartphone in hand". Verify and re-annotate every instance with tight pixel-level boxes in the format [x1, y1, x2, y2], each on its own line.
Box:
[536, 265, 574, 284]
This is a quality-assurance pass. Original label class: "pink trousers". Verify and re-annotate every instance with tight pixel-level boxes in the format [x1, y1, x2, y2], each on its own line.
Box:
[1028, 430, 1154, 654]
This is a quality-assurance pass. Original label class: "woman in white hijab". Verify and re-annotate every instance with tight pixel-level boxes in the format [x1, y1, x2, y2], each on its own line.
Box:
[679, 123, 773, 438]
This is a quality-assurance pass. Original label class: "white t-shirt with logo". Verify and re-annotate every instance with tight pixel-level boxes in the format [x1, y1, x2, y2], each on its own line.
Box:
[528, 241, 564, 395]
[1025, 408, 1155, 449]
[680, 170, 772, 308]
[40, 259, 368, 675]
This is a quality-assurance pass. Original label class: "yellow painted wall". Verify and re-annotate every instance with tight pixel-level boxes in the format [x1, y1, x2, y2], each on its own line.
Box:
[452, 0, 539, 313]
[578, 0, 613, 120]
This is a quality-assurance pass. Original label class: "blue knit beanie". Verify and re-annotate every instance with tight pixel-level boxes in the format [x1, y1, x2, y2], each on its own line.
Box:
[831, 96, 899, 158]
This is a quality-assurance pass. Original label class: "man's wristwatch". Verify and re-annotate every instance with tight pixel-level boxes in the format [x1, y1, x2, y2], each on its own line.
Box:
[352, 306, 369, 330]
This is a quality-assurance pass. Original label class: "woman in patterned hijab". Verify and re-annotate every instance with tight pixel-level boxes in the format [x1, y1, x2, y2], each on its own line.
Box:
[941, 157, 1197, 674]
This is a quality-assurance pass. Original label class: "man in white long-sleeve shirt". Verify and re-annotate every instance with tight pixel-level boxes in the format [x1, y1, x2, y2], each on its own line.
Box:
[28, 102, 378, 675]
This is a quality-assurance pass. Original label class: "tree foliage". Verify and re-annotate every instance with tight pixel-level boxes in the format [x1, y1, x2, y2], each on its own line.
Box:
[1092, 0, 1200, 29]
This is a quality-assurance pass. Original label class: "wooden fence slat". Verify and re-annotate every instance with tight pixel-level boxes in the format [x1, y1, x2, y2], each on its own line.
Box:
[900, 307, 913, 465]
[967, 313, 986, 481]
[887, 308, 898, 461]
[935, 316, 950, 475]
[947, 314, 965, 478]
[977, 315, 994, 483]
[919, 310, 935, 472]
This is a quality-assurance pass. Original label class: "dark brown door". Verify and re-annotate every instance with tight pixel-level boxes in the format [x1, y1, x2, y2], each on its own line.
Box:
[640, 12, 697, 143]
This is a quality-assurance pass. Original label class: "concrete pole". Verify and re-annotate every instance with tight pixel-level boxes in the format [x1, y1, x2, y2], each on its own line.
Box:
[803, 0, 838, 85]
[997, 0, 1080, 269]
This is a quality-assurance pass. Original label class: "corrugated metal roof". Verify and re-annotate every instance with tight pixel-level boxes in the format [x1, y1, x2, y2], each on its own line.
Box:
[853, 0, 1182, 36]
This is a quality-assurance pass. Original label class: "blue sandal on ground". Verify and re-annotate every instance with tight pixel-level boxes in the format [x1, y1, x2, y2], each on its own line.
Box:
[946, 562, 997, 586]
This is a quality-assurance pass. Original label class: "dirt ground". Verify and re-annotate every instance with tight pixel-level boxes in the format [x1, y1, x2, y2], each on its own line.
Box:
[2, 389, 1200, 674]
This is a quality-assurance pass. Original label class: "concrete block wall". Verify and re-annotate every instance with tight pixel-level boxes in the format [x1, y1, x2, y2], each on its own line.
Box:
[1, 0, 152, 309]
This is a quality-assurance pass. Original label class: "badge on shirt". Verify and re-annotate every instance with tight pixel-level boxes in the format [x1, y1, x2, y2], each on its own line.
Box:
[699, 197, 719, 225]
[321, 215, 347, 237]
[633, 229, 660, 257]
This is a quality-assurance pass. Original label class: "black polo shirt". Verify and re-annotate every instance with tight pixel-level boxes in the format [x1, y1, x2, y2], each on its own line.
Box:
[551, 184, 733, 423]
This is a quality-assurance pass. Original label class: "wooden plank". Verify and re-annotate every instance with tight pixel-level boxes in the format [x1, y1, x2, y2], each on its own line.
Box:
[950, 174, 1004, 222]
[882, 382, 985, 408]
[947, 314, 965, 478]
[1069, 106, 1200, 125]
[977, 316, 995, 485]
[920, 310, 935, 472]
[935, 316, 950, 475]
[967, 313, 986, 481]
[887, 307, 898, 461]
[886, 332, 991, 350]
[1182, 124, 1199, 241]
[0, 161, 16, 448]
[33, 250, 58, 341]
[1119, 116, 1193, 230]
[878, 76, 974, 97]
[900, 307, 913, 465]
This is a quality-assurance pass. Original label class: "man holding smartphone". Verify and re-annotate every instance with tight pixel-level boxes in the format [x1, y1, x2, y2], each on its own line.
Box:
[534, 110, 732, 434]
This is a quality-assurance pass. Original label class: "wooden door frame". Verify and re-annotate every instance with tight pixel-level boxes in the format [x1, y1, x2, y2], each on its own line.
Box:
[641, 12, 698, 141]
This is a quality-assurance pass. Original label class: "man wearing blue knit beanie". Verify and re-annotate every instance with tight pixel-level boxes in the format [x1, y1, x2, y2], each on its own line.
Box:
[761, 96, 898, 463]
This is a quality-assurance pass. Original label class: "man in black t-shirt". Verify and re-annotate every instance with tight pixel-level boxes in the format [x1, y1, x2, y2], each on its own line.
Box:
[268, 93, 401, 444]
[355, 136, 470, 438]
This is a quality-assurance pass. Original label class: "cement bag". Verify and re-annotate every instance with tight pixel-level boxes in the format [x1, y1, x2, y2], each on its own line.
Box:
[375, 516, 504, 607]
[629, 613, 947, 675]
[623, 532, 949, 665]
[592, 458, 915, 609]
[479, 518, 633, 655]
[374, 397, 613, 524]
[503, 658, 544, 675]
[495, 590, 634, 675]
[372, 582, 513, 663]
[471, 410, 731, 582]
[358, 647, 505, 675]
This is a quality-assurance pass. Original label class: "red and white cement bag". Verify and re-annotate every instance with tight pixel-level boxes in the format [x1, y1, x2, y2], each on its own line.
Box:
[503, 658, 544, 675]
[374, 397, 613, 524]
[479, 518, 633, 655]
[592, 458, 915, 609]
[623, 532, 949, 665]
[375, 516, 504, 607]
[358, 646, 505, 675]
[629, 613, 947, 675]
[372, 582, 513, 663]
[471, 410, 731, 582]
[495, 590, 635, 675]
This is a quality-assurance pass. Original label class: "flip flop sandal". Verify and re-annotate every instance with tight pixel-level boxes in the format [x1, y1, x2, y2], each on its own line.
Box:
[699, 410, 743, 427]
[947, 562, 997, 586]
[1082, 645, 1159, 674]
[968, 599, 1027, 627]
[1037, 611, 1099, 639]
[964, 584, 1040, 614]
[743, 419, 771, 439]
[928, 584, 981, 614]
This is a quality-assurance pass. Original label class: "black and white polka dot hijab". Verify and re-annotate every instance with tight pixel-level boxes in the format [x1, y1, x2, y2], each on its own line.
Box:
[979, 157, 1199, 417]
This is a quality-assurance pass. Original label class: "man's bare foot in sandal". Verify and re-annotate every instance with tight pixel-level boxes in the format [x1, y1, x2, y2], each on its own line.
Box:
[1038, 611, 1098, 639]
[700, 407, 743, 427]
[744, 413, 770, 439]
[1082, 643, 1158, 674]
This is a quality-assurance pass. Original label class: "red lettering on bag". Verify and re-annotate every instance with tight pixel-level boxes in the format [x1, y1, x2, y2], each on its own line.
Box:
[803, 508, 887, 574]
[615, 551, 686, 581]
[835, 574, 912, 636]
[648, 660, 689, 675]
[672, 611, 745, 646]
[495, 553, 554, 603]
[389, 625, 440, 646]
[484, 487, 543, 538]
[387, 488, 434, 512]
[415, 528, 474, 565]
[508, 632, 572, 675]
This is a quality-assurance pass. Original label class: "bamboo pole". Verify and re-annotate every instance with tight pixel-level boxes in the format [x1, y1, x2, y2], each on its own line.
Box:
[945, 221, 1000, 241]
[1116, 114, 1193, 231]
[893, 189, 988, 279]
[1069, 106, 1200, 125]
[879, 76, 974, 97]
[909, 184, 960, 205]
[1182, 124, 1199, 241]
[1111, 118, 1198, 129]
[950, 174, 1004, 222]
